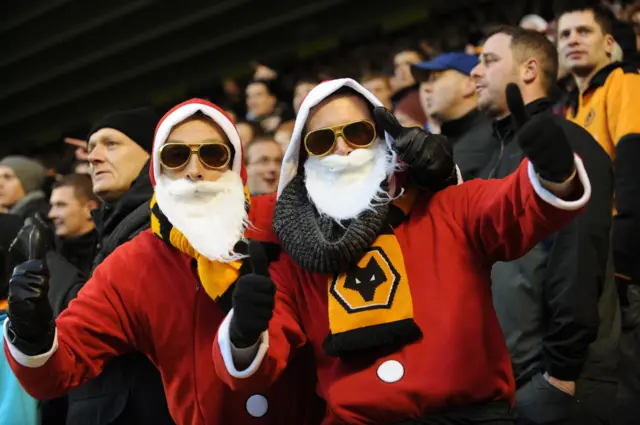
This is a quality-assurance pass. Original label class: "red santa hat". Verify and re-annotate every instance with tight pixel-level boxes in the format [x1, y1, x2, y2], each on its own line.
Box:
[277, 78, 392, 198]
[149, 98, 246, 186]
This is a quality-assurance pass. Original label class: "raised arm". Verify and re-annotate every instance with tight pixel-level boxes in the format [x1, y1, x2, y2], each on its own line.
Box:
[3, 224, 142, 400]
[457, 85, 591, 263]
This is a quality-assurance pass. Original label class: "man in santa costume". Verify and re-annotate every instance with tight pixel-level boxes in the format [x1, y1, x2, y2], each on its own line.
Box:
[212, 78, 592, 424]
[2, 99, 324, 425]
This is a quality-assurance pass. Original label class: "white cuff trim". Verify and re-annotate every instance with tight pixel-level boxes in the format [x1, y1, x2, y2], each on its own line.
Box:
[217, 309, 269, 379]
[527, 154, 591, 211]
[456, 165, 464, 185]
[3, 318, 58, 368]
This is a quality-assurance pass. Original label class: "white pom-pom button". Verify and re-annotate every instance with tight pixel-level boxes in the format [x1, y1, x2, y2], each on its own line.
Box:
[246, 394, 268, 418]
[377, 360, 404, 383]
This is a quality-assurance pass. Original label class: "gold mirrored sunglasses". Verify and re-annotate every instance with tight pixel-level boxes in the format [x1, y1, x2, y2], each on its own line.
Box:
[159, 142, 232, 170]
[303, 119, 377, 157]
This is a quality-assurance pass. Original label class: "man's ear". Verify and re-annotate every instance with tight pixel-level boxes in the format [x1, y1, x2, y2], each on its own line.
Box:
[521, 57, 539, 86]
[461, 76, 476, 98]
[604, 33, 616, 57]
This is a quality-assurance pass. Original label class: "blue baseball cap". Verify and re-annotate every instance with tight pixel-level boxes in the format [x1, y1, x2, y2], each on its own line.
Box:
[411, 53, 479, 81]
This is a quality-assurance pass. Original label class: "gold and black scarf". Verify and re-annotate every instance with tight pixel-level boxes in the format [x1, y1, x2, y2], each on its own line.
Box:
[273, 175, 423, 357]
[149, 192, 249, 303]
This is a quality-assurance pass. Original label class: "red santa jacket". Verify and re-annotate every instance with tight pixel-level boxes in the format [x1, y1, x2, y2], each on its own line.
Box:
[213, 159, 591, 425]
[3, 226, 324, 425]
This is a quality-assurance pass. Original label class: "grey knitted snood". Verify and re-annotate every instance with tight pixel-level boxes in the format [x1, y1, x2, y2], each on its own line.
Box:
[273, 174, 388, 274]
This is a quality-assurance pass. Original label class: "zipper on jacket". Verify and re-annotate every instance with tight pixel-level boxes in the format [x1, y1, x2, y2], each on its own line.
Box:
[488, 136, 505, 179]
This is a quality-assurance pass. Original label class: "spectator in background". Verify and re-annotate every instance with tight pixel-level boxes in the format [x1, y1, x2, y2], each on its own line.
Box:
[236, 120, 261, 148]
[557, 4, 640, 423]
[245, 137, 283, 195]
[274, 120, 295, 153]
[391, 48, 423, 94]
[42, 107, 174, 425]
[48, 174, 99, 277]
[472, 26, 619, 425]
[41, 174, 98, 425]
[412, 53, 495, 180]
[0, 156, 49, 221]
[390, 48, 428, 131]
[293, 79, 318, 115]
[246, 79, 293, 135]
[360, 72, 393, 109]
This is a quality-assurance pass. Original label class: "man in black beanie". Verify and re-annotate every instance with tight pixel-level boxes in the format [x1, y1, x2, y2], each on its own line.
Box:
[87, 107, 155, 202]
[13, 106, 175, 425]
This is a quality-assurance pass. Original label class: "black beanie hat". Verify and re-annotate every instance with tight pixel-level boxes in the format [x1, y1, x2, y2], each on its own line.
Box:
[88, 107, 159, 153]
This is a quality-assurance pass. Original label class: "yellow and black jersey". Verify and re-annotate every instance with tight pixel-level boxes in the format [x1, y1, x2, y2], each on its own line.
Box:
[566, 62, 640, 160]
[566, 62, 640, 288]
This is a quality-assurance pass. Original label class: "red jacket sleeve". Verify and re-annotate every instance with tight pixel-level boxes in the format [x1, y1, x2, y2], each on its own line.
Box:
[213, 256, 307, 392]
[3, 247, 148, 400]
[247, 193, 279, 244]
[448, 157, 590, 264]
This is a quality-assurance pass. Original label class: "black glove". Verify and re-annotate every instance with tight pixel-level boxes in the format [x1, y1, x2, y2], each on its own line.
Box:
[229, 240, 276, 348]
[373, 107, 457, 192]
[6, 214, 55, 356]
[506, 83, 575, 183]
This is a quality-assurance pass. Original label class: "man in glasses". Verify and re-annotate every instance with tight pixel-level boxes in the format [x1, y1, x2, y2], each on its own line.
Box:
[2, 99, 324, 425]
[212, 78, 592, 424]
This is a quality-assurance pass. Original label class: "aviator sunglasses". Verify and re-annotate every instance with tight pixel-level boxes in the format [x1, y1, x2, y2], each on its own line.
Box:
[159, 142, 232, 170]
[303, 119, 377, 157]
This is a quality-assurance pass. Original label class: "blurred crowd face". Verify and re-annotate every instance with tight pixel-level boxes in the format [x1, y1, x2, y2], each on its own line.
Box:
[0, 166, 25, 209]
[246, 81, 277, 118]
[48, 185, 96, 238]
[420, 69, 475, 122]
[293, 81, 317, 114]
[274, 121, 294, 153]
[472, 33, 518, 118]
[87, 128, 150, 202]
[362, 77, 393, 109]
[246, 139, 282, 195]
[236, 122, 255, 148]
[393, 50, 423, 90]
[557, 10, 614, 78]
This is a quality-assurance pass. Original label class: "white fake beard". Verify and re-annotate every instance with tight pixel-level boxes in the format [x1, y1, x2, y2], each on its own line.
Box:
[155, 172, 249, 262]
[304, 141, 397, 221]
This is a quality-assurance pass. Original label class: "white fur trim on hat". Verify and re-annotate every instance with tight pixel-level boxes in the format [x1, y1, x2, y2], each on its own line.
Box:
[152, 102, 242, 184]
[277, 78, 389, 198]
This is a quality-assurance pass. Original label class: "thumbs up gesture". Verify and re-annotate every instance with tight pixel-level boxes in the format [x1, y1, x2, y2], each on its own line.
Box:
[373, 107, 458, 192]
[229, 240, 276, 348]
[505, 83, 576, 184]
[6, 214, 55, 355]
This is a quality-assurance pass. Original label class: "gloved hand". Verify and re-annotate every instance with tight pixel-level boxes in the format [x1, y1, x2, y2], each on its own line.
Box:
[229, 240, 276, 348]
[6, 214, 56, 356]
[373, 107, 457, 192]
[506, 83, 575, 183]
